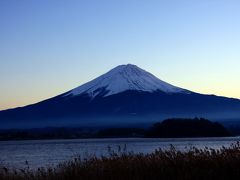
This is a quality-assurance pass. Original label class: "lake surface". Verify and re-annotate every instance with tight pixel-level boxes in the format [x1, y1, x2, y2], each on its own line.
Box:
[1, 137, 240, 169]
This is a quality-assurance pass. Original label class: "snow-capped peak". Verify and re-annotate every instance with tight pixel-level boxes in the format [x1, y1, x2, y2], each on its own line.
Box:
[66, 64, 188, 98]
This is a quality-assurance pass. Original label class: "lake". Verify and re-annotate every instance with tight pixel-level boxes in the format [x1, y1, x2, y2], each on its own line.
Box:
[1, 137, 240, 169]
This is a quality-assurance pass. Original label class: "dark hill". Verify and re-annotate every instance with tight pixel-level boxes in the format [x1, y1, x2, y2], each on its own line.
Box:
[146, 118, 231, 138]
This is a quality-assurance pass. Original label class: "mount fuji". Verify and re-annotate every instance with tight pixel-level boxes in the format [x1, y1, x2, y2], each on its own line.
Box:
[67, 64, 189, 97]
[1, 64, 240, 129]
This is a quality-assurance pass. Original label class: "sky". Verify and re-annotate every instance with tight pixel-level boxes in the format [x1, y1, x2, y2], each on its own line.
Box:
[0, 0, 240, 110]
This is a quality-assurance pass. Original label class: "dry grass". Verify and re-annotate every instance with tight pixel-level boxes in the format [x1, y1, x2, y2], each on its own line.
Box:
[1, 142, 240, 180]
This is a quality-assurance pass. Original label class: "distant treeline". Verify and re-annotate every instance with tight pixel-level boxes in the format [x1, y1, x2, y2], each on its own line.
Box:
[0, 118, 233, 140]
[146, 118, 231, 138]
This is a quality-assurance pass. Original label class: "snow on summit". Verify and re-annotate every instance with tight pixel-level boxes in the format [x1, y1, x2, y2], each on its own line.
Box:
[67, 64, 187, 98]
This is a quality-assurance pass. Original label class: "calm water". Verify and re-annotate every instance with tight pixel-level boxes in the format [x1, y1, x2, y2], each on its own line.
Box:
[0, 137, 240, 169]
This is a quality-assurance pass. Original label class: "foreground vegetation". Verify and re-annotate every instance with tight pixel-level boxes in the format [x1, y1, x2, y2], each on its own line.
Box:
[2, 142, 240, 180]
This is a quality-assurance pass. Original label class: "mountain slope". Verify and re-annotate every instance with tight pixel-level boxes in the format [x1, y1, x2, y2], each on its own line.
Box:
[66, 64, 189, 97]
[0, 64, 240, 129]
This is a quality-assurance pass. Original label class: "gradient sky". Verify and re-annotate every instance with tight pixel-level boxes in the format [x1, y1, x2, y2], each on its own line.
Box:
[0, 0, 240, 110]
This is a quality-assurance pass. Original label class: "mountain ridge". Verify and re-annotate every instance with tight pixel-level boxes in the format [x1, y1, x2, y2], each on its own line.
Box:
[65, 64, 189, 98]
[0, 64, 240, 129]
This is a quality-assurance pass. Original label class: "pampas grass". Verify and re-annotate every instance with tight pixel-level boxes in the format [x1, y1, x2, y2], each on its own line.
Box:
[1, 142, 240, 180]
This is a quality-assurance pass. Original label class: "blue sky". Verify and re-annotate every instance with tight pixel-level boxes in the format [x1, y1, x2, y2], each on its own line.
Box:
[1, 0, 240, 110]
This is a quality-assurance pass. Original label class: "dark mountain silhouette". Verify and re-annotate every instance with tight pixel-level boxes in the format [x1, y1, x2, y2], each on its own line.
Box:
[0, 64, 240, 129]
[146, 118, 231, 138]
